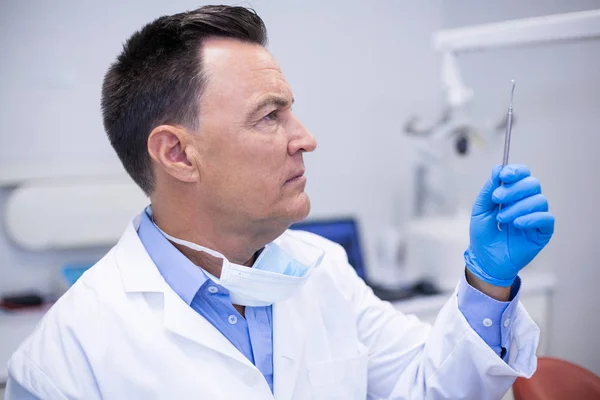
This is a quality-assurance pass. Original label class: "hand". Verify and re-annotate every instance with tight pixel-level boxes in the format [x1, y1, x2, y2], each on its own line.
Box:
[465, 164, 555, 287]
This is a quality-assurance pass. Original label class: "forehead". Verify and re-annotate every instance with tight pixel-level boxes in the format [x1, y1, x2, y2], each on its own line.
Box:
[200, 38, 291, 111]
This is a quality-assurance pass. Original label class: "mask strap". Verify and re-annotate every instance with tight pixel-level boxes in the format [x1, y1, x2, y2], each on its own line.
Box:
[152, 221, 226, 260]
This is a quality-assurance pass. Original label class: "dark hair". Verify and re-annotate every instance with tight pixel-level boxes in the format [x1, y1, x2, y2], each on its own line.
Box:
[101, 5, 268, 195]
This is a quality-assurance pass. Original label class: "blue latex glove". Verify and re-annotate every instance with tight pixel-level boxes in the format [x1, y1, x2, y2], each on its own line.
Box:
[465, 164, 555, 287]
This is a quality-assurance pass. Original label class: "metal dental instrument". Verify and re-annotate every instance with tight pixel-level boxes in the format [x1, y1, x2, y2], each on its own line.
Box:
[498, 80, 515, 231]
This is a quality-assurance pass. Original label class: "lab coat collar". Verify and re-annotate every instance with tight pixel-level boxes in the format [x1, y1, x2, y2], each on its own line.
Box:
[115, 213, 165, 293]
[115, 215, 255, 370]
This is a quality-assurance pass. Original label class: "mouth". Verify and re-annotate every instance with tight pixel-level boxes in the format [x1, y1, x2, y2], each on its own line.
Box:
[285, 169, 306, 184]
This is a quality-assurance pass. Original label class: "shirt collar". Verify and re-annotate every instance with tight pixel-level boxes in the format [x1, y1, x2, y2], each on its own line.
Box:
[136, 206, 209, 305]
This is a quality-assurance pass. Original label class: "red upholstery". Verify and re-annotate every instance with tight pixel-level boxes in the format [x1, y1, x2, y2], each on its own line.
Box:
[513, 357, 600, 400]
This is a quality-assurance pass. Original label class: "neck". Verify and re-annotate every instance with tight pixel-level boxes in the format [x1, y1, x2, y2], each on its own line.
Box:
[150, 192, 282, 278]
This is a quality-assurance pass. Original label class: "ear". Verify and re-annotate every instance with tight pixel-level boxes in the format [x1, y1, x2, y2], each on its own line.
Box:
[147, 125, 200, 183]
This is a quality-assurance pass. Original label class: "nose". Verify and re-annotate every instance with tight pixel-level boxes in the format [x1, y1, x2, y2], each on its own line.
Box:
[288, 117, 317, 156]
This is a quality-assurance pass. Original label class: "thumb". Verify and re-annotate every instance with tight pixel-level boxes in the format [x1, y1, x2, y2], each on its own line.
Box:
[472, 165, 502, 216]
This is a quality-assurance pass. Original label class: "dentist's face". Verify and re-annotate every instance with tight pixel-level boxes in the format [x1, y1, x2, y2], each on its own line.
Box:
[193, 38, 317, 229]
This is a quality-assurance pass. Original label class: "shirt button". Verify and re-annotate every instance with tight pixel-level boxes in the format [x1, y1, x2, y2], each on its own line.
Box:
[228, 315, 238, 325]
[207, 286, 218, 294]
[504, 318, 510, 328]
[483, 318, 493, 327]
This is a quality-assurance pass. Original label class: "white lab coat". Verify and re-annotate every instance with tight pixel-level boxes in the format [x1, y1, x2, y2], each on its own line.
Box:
[7, 213, 540, 400]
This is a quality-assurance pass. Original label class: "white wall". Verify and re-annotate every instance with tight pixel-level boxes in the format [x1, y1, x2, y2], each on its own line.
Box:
[441, 0, 600, 374]
[0, 0, 442, 290]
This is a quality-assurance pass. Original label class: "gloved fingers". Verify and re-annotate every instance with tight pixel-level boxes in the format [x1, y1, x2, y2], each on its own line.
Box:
[513, 211, 555, 236]
[499, 164, 531, 185]
[497, 194, 549, 224]
[472, 165, 503, 216]
[492, 176, 541, 205]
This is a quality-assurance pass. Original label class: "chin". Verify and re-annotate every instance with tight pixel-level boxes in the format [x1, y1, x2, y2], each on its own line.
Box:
[287, 192, 311, 224]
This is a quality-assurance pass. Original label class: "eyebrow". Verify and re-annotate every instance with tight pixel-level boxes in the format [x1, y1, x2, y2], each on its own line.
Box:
[249, 96, 295, 118]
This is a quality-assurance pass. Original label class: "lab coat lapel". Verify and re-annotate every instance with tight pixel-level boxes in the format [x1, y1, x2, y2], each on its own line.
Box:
[116, 217, 253, 369]
[273, 297, 306, 400]
[161, 289, 253, 367]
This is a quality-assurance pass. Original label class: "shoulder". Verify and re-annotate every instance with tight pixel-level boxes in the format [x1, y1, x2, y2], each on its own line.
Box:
[8, 249, 121, 391]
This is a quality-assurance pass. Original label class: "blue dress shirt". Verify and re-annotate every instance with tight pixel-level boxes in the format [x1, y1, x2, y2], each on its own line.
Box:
[458, 273, 520, 360]
[137, 208, 274, 392]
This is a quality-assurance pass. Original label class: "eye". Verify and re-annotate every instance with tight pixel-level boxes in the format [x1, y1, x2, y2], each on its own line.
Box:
[263, 110, 278, 122]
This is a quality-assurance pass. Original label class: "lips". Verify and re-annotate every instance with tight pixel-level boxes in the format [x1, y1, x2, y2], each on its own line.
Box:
[285, 169, 305, 184]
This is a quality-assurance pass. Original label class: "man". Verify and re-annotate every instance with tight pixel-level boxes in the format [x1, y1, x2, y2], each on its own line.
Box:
[7, 5, 554, 400]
